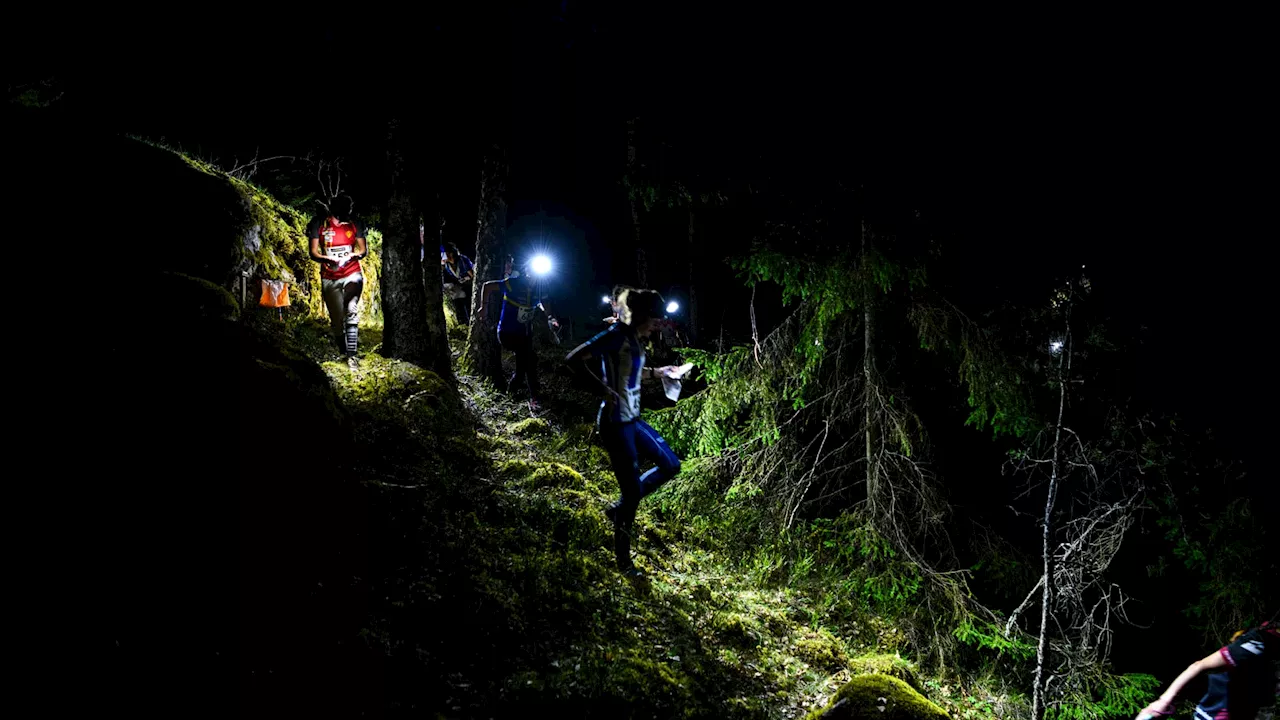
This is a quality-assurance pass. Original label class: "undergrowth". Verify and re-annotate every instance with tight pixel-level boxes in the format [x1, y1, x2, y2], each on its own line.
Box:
[250, 319, 1031, 719]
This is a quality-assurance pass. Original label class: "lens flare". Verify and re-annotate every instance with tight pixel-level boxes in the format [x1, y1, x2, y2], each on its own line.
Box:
[530, 255, 552, 275]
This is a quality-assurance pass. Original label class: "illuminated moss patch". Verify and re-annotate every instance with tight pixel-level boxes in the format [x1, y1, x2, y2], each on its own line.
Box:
[806, 674, 949, 720]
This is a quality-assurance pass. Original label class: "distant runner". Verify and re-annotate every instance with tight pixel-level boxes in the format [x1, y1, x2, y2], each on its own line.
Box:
[442, 242, 475, 325]
[478, 258, 559, 412]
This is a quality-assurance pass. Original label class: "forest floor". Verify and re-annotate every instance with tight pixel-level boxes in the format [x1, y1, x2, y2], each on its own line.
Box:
[245, 316, 1005, 719]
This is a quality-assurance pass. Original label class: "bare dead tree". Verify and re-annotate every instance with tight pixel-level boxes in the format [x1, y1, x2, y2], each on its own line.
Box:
[1000, 275, 1145, 720]
[317, 158, 345, 206]
[227, 149, 300, 181]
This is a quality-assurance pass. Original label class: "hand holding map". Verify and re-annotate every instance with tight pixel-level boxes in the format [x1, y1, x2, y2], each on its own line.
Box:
[659, 363, 695, 379]
[658, 363, 695, 402]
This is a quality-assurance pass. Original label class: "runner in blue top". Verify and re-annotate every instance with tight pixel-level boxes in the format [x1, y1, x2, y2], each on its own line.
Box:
[442, 242, 475, 325]
[478, 259, 558, 410]
[566, 289, 682, 576]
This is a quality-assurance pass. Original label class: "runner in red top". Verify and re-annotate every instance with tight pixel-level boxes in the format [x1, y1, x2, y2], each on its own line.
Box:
[307, 196, 368, 367]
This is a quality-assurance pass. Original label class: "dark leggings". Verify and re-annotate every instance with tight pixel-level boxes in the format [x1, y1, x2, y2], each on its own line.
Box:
[498, 330, 540, 400]
[602, 419, 682, 569]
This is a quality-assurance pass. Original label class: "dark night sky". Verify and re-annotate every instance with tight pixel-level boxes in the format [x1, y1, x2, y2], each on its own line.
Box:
[13, 8, 1269, 472]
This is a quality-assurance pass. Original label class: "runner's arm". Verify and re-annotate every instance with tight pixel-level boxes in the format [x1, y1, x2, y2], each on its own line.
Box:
[565, 343, 622, 403]
[309, 236, 337, 267]
[353, 236, 368, 261]
[1134, 650, 1227, 719]
[306, 216, 337, 267]
[476, 280, 503, 320]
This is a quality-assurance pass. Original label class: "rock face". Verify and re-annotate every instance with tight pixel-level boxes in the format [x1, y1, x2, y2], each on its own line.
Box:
[100, 136, 380, 324]
[807, 674, 950, 720]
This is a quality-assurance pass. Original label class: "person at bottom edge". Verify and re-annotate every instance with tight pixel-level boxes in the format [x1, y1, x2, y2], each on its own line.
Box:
[565, 289, 682, 577]
[1134, 618, 1279, 720]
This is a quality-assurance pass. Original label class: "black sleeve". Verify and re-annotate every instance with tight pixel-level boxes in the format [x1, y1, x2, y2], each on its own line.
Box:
[305, 215, 321, 240]
[1222, 626, 1274, 670]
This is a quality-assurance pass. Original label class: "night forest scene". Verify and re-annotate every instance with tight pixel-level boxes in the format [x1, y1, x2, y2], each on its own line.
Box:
[12, 5, 1276, 719]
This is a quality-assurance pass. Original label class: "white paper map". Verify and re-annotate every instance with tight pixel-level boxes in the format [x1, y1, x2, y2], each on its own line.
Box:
[659, 363, 695, 401]
[660, 363, 695, 379]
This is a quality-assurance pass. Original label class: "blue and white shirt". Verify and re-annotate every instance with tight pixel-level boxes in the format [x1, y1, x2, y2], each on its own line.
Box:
[574, 323, 645, 423]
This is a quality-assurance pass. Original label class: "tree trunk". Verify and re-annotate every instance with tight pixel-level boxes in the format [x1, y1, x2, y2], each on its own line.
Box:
[418, 198, 453, 375]
[1032, 309, 1072, 720]
[687, 208, 698, 344]
[465, 153, 507, 385]
[862, 220, 879, 516]
[380, 118, 451, 376]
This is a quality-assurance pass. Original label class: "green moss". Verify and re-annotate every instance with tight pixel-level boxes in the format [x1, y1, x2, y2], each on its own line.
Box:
[498, 458, 538, 480]
[322, 354, 462, 448]
[711, 612, 763, 648]
[793, 628, 849, 670]
[806, 674, 949, 720]
[526, 462, 586, 489]
[846, 653, 921, 692]
[508, 417, 552, 436]
[606, 649, 692, 705]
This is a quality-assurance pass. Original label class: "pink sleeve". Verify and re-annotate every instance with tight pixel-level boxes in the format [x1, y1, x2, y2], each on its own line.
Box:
[1219, 645, 1235, 666]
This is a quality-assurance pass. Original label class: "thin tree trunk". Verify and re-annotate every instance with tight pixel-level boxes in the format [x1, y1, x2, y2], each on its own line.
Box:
[1032, 309, 1072, 720]
[465, 150, 506, 385]
[418, 197, 453, 375]
[862, 219, 879, 515]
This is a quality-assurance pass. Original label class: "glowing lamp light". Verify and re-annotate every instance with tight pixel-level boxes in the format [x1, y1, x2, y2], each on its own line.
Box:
[1049, 340, 1064, 354]
[666, 301, 680, 314]
[530, 255, 552, 275]
[602, 295, 611, 304]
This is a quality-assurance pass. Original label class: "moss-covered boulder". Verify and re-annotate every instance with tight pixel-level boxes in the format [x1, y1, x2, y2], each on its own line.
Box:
[806, 674, 949, 720]
[325, 354, 461, 436]
[846, 653, 922, 693]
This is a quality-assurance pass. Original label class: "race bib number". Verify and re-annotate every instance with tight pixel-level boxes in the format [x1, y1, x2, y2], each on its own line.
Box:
[327, 243, 353, 267]
[518, 306, 537, 324]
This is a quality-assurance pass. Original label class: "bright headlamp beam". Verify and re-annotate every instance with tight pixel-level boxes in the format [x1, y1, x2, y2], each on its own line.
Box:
[666, 301, 679, 314]
[530, 255, 552, 275]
